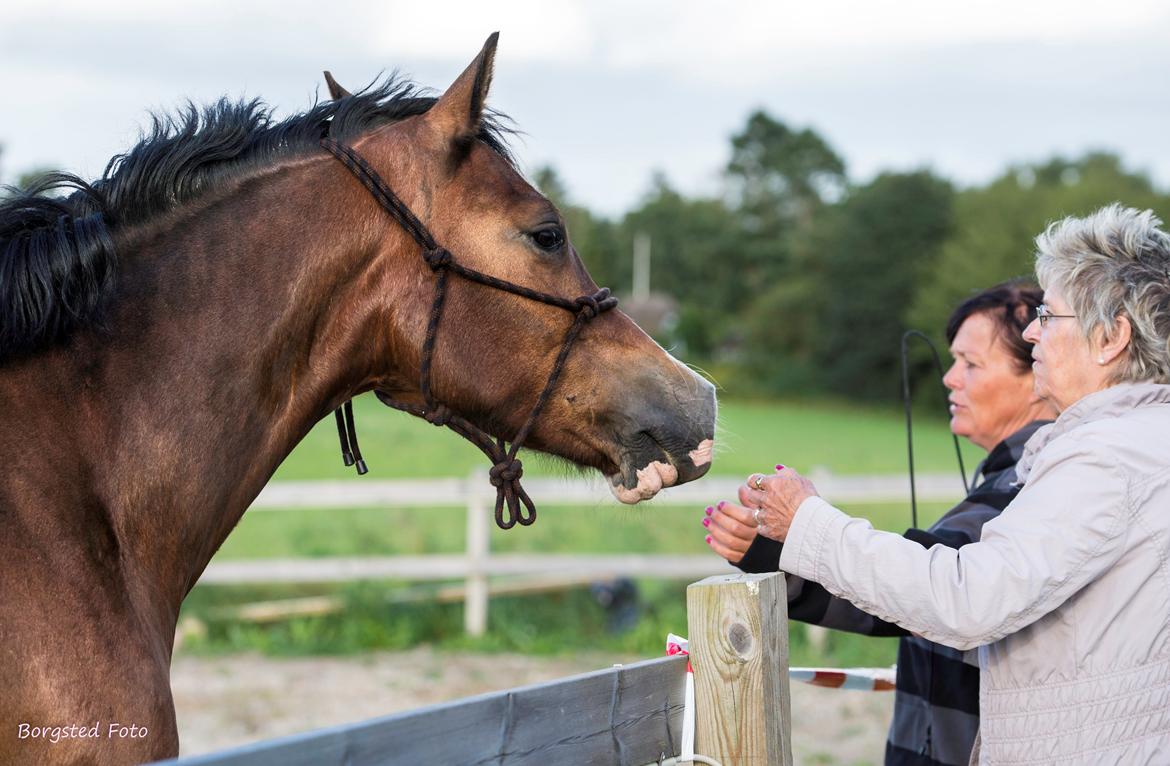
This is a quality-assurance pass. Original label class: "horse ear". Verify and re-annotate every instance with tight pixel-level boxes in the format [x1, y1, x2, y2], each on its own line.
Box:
[424, 32, 498, 143]
[323, 71, 352, 100]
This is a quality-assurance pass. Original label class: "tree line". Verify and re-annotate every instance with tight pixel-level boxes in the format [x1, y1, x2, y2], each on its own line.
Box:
[538, 113, 1170, 403]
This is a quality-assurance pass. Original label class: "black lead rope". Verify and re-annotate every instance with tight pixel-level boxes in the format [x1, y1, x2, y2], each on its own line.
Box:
[321, 136, 617, 529]
[333, 409, 353, 467]
[343, 401, 367, 475]
[900, 330, 969, 530]
[333, 404, 367, 474]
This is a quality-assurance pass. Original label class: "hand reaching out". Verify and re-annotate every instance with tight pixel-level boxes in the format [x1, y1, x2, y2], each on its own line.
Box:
[703, 464, 819, 559]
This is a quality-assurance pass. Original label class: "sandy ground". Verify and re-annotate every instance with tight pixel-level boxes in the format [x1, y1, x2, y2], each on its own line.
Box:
[172, 648, 893, 765]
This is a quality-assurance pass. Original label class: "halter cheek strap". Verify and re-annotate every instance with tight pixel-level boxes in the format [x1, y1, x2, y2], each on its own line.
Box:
[320, 137, 618, 530]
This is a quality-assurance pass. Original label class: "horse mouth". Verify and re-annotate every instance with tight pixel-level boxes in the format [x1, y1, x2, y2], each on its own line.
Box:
[605, 437, 714, 504]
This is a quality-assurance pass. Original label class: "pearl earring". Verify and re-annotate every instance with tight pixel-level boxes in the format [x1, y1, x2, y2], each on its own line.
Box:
[1099, 356, 1106, 365]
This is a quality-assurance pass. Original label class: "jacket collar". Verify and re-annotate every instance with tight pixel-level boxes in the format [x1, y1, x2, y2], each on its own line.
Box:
[1016, 383, 1170, 483]
[980, 420, 1050, 478]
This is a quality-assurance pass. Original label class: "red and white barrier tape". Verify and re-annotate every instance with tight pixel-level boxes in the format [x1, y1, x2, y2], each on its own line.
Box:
[789, 666, 896, 691]
[668, 633, 895, 692]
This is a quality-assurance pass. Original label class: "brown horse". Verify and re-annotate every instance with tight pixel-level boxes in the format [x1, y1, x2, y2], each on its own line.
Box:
[0, 35, 715, 764]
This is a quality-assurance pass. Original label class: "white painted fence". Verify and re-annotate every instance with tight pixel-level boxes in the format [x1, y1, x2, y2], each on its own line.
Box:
[198, 471, 963, 635]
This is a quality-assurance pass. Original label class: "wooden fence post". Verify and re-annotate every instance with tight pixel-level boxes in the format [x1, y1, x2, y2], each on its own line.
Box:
[464, 472, 489, 636]
[687, 572, 792, 766]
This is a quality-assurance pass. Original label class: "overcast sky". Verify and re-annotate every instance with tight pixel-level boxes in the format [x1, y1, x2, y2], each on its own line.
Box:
[2, 1, 1168, 216]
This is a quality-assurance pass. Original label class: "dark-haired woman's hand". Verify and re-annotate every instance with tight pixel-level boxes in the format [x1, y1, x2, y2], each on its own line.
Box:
[703, 499, 758, 563]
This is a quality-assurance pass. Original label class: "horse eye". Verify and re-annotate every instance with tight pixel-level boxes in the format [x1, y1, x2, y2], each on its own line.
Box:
[531, 227, 565, 251]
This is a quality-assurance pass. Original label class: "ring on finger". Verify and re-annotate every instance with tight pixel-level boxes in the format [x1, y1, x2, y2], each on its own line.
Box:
[752, 474, 766, 491]
[754, 507, 764, 526]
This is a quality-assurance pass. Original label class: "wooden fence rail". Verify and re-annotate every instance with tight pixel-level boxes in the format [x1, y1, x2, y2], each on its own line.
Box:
[158, 656, 690, 766]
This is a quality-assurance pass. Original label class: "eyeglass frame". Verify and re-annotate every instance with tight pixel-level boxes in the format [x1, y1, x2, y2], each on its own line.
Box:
[1035, 304, 1077, 327]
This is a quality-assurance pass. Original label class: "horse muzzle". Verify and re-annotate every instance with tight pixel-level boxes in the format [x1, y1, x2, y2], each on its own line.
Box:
[605, 376, 716, 504]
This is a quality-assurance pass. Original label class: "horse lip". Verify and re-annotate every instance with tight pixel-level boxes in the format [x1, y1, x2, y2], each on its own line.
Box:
[613, 430, 671, 485]
[605, 434, 713, 504]
[605, 460, 678, 504]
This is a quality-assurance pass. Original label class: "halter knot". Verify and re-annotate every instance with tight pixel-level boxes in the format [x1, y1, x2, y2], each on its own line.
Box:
[574, 294, 601, 319]
[424, 405, 452, 427]
[489, 458, 524, 487]
[423, 247, 453, 271]
[574, 288, 617, 320]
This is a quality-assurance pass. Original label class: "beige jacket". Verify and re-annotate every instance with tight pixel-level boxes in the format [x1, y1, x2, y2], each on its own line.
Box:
[780, 383, 1170, 765]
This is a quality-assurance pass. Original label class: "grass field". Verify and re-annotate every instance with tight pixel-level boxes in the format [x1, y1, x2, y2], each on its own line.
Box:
[272, 393, 981, 480]
[183, 393, 979, 667]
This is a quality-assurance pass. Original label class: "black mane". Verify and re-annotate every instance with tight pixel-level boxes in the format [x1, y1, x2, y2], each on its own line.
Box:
[0, 76, 515, 362]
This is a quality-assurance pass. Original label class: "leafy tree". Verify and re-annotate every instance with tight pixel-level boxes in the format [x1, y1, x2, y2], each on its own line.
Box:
[726, 110, 847, 234]
[619, 175, 742, 356]
[723, 112, 848, 385]
[909, 152, 1169, 348]
[811, 171, 955, 400]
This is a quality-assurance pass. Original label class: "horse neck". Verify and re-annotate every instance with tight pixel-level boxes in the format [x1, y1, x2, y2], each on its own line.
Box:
[7, 156, 421, 623]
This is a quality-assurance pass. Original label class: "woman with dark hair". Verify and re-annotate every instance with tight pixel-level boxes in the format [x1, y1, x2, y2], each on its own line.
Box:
[726, 206, 1170, 763]
[705, 281, 1057, 766]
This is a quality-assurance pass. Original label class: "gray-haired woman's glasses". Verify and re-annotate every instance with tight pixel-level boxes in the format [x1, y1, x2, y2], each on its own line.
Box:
[1035, 304, 1077, 327]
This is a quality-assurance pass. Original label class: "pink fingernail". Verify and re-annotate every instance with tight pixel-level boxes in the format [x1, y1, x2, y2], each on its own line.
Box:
[705, 535, 712, 544]
[702, 518, 711, 528]
[775, 464, 785, 471]
[717, 501, 726, 510]
[705, 506, 713, 516]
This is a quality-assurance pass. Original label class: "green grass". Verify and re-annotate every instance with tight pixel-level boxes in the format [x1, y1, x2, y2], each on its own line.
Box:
[272, 393, 981, 480]
[184, 394, 976, 664]
[181, 580, 903, 668]
[711, 398, 979, 476]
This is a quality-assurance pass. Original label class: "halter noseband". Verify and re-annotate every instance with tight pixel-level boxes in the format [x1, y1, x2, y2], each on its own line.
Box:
[320, 137, 618, 530]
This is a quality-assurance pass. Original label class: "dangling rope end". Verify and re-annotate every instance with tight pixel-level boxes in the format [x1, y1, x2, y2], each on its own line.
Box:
[516, 493, 537, 527]
[494, 495, 517, 530]
[336, 400, 370, 476]
[334, 408, 355, 467]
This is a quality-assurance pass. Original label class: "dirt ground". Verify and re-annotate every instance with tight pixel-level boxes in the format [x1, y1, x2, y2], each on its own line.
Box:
[171, 648, 893, 765]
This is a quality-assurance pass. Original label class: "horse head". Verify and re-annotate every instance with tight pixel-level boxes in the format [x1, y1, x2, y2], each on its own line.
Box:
[330, 34, 716, 504]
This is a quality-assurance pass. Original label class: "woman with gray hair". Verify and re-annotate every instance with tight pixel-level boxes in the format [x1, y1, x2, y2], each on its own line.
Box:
[721, 204, 1170, 764]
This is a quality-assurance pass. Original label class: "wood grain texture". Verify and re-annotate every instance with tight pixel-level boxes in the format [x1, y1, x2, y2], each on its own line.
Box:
[687, 572, 792, 766]
[151, 656, 687, 766]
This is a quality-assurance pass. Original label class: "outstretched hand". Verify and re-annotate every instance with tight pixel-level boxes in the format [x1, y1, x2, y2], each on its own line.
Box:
[704, 465, 818, 555]
[703, 497, 758, 564]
